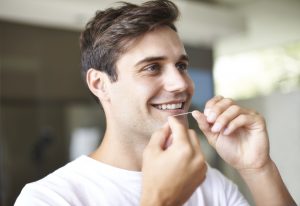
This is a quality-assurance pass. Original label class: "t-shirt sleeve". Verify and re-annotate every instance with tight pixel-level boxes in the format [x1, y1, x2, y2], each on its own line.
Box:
[14, 183, 71, 206]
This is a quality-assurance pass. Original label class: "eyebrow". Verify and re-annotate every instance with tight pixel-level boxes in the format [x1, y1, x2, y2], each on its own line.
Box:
[134, 54, 189, 67]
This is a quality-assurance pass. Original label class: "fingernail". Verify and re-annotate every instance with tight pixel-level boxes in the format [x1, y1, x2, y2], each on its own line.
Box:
[207, 112, 216, 122]
[211, 122, 222, 133]
[204, 109, 210, 117]
[191, 111, 199, 118]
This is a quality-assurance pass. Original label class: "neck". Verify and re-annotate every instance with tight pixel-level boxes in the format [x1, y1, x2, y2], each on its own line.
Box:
[90, 129, 149, 171]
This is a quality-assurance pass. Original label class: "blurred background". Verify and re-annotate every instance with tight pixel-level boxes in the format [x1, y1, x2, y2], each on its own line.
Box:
[0, 0, 299, 205]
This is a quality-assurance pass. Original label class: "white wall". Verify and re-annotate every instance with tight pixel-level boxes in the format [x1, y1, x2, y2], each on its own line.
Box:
[236, 90, 300, 204]
[215, 0, 300, 56]
[214, 1, 300, 202]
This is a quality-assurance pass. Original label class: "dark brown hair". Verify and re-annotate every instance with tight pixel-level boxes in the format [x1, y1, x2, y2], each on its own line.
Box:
[79, 0, 179, 101]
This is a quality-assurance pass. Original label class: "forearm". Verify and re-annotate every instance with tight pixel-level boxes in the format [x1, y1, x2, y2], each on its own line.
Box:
[239, 160, 296, 206]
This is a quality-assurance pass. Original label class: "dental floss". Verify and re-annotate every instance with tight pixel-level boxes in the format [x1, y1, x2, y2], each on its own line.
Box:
[172, 112, 193, 117]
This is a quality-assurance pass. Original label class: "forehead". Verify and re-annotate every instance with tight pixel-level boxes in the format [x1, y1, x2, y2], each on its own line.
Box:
[117, 26, 186, 67]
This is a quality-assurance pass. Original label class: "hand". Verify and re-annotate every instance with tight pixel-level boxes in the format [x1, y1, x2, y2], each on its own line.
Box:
[192, 95, 271, 171]
[140, 116, 207, 206]
[192, 96, 296, 205]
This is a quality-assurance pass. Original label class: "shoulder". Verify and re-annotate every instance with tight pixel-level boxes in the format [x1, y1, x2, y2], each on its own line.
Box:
[15, 182, 72, 206]
[15, 156, 89, 205]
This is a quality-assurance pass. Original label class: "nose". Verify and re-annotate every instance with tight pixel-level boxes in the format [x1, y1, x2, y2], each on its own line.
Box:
[163, 68, 189, 92]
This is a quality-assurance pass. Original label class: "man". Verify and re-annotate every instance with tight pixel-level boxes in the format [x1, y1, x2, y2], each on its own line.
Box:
[15, 0, 296, 205]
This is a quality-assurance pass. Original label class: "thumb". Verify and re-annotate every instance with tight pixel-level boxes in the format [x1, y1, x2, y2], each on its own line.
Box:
[168, 116, 189, 144]
[192, 110, 217, 148]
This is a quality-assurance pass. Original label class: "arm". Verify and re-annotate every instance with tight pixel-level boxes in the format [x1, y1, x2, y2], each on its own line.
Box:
[192, 95, 296, 206]
[140, 117, 207, 206]
[239, 160, 295, 206]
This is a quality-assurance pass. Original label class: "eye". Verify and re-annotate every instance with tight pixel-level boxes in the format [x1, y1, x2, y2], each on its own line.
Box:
[176, 62, 188, 72]
[143, 63, 161, 74]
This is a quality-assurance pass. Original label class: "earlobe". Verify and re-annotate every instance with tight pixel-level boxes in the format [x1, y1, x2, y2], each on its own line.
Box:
[86, 68, 110, 102]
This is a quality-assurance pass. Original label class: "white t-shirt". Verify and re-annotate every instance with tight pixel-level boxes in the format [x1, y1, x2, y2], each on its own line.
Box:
[15, 156, 249, 206]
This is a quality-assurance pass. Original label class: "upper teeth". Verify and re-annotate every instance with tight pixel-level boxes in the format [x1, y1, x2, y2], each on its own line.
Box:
[156, 103, 183, 110]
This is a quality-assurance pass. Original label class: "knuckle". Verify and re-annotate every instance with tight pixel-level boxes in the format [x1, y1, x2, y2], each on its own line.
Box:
[215, 95, 224, 100]
[205, 101, 213, 109]
[191, 153, 203, 167]
[212, 107, 221, 115]
[218, 113, 232, 124]
[200, 161, 207, 174]
[247, 109, 265, 121]
[248, 108, 259, 115]
[239, 114, 248, 122]
[206, 95, 223, 107]
[230, 104, 241, 113]
[257, 114, 266, 124]
[215, 119, 226, 128]
[196, 154, 206, 165]
[223, 98, 234, 106]
[229, 120, 238, 129]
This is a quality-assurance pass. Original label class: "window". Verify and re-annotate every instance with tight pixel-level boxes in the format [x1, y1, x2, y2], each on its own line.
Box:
[214, 41, 300, 99]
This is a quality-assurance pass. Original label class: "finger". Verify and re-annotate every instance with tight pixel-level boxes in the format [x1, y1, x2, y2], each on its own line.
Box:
[205, 98, 235, 123]
[168, 116, 190, 145]
[210, 105, 243, 133]
[204, 95, 224, 116]
[147, 123, 171, 151]
[192, 110, 217, 147]
[188, 129, 201, 151]
[222, 113, 259, 135]
[192, 110, 210, 130]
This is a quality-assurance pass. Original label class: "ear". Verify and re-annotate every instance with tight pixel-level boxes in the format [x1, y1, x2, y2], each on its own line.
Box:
[86, 68, 110, 102]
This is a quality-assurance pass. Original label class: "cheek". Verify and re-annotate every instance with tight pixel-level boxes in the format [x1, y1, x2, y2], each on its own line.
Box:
[134, 79, 161, 100]
[136, 82, 157, 96]
[111, 78, 159, 103]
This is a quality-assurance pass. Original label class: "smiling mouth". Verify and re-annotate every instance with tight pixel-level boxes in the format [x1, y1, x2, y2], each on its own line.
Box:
[152, 102, 185, 110]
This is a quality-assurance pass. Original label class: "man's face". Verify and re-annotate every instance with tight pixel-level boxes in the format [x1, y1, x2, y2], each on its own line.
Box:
[106, 26, 194, 138]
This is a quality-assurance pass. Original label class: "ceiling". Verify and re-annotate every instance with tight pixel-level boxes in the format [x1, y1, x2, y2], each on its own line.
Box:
[190, 0, 255, 6]
[0, 0, 248, 47]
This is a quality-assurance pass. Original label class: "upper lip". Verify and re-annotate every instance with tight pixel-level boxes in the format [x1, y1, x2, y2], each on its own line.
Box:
[151, 99, 186, 105]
